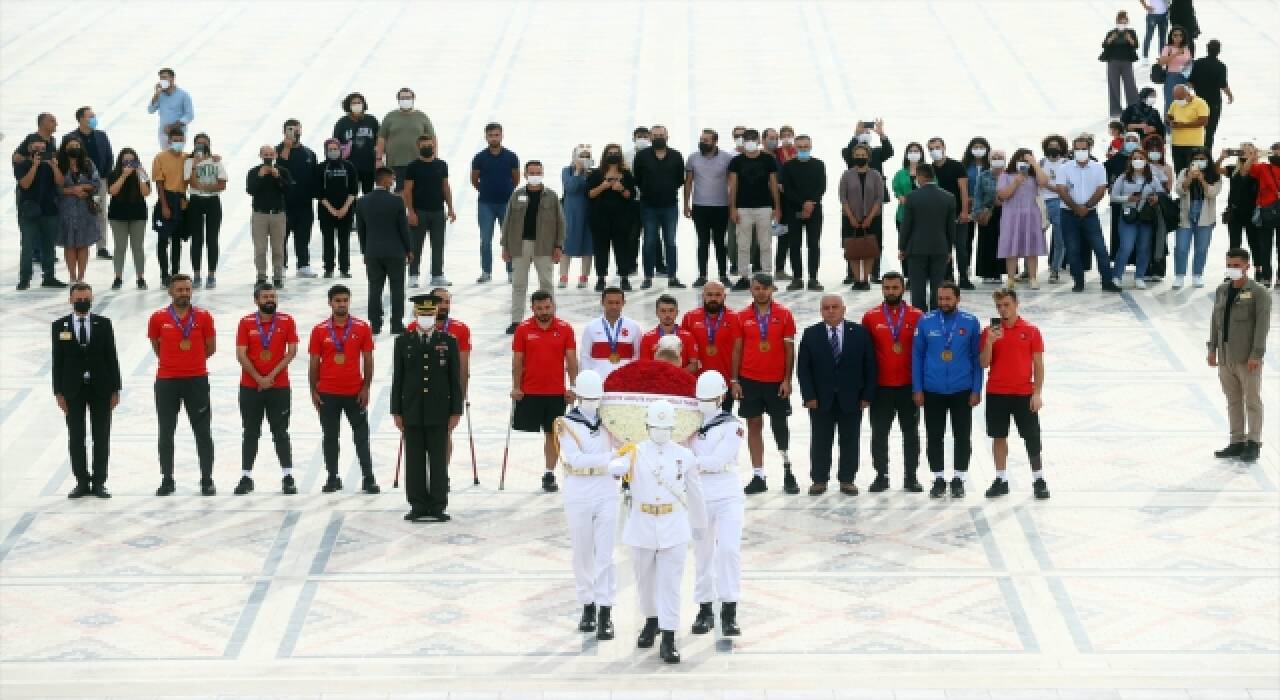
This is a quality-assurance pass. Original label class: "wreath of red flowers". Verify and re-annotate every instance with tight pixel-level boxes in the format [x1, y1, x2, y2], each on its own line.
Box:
[602, 359, 696, 398]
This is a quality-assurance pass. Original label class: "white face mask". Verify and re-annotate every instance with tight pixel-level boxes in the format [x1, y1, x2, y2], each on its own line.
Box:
[158, 79, 171, 89]
[929, 148, 945, 161]
[351, 103, 364, 114]
[527, 175, 544, 186]
[398, 98, 414, 110]
[1116, 23, 1128, 31]
[579, 398, 601, 414]
[858, 133, 874, 144]
[635, 138, 651, 150]
[1148, 151, 1163, 162]
[1224, 268, 1244, 280]
[971, 148, 988, 158]
[326, 149, 341, 160]
[416, 315, 435, 329]
[1192, 160, 1208, 170]
[906, 151, 922, 163]
[698, 399, 720, 419]
[733, 137, 744, 148]
[1173, 98, 1187, 107]
[1131, 159, 1147, 170]
[743, 141, 760, 153]
[989, 159, 1006, 169]
[782, 137, 795, 146]
[648, 427, 673, 445]
[1074, 149, 1090, 162]
[578, 157, 593, 168]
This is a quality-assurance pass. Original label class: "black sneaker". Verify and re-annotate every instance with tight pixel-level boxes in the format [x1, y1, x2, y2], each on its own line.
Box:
[156, 476, 175, 496]
[282, 474, 297, 494]
[959, 280, 975, 291]
[1214, 442, 1246, 458]
[743, 475, 768, 494]
[1033, 479, 1051, 500]
[692, 277, 707, 288]
[505, 322, 518, 335]
[16, 281, 29, 291]
[234, 476, 254, 495]
[903, 476, 923, 493]
[111, 278, 123, 290]
[1241, 441, 1261, 463]
[786, 279, 804, 291]
[774, 270, 792, 281]
[619, 278, 632, 291]
[362, 475, 381, 494]
[984, 478, 1009, 498]
[641, 278, 654, 290]
[929, 478, 946, 498]
[782, 468, 800, 495]
[668, 277, 686, 289]
[137, 278, 147, 290]
[340, 271, 351, 279]
[323, 270, 334, 279]
[322, 473, 343, 493]
[97, 249, 113, 260]
[41, 277, 68, 288]
[807, 280, 824, 291]
[542, 471, 559, 493]
[949, 477, 965, 498]
[200, 480, 217, 496]
[732, 278, 750, 291]
[869, 474, 890, 493]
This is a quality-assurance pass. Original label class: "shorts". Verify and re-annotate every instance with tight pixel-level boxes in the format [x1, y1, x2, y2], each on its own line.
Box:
[737, 377, 792, 420]
[513, 394, 567, 433]
[985, 393, 1040, 441]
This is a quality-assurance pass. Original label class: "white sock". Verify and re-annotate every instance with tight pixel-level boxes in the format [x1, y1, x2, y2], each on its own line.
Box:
[997, 471, 1008, 482]
[282, 467, 292, 476]
[932, 472, 945, 481]
[753, 466, 765, 478]
[242, 469, 252, 478]
[1032, 469, 1044, 481]
[956, 472, 968, 483]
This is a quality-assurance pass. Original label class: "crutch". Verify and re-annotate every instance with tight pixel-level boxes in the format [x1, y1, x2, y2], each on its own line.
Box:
[465, 401, 480, 485]
[392, 435, 404, 488]
[498, 401, 515, 490]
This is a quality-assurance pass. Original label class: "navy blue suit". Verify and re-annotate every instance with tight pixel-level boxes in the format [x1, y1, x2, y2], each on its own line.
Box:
[797, 319, 878, 484]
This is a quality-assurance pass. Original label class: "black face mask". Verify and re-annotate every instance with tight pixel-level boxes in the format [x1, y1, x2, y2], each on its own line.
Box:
[698, 143, 714, 155]
[67, 148, 81, 157]
[652, 138, 667, 150]
[604, 154, 622, 165]
[1046, 148, 1062, 158]
[420, 146, 434, 158]
[852, 157, 869, 167]
[262, 157, 273, 165]
[73, 300, 91, 314]
[259, 302, 277, 315]
[1270, 155, 1280, 167]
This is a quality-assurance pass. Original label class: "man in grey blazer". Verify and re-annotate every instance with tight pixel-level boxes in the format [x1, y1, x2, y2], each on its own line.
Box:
[356, 167, 413, 334]
[898, 164, 956, 311]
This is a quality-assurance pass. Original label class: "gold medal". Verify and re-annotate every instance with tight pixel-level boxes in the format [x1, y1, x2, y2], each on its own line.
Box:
[260, 349, 272, 361]
[334, 353, 347, 365]
[892, 341, 903, 354]
[759, 341, 771, 352]
[179, 339, 192, 351]
[940, 349, 954, 362]
[705, 345, 718, 356]
[609, 352, 621, 364]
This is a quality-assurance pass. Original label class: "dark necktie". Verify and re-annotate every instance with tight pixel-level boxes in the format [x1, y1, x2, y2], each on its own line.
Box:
[78, 318, 88, 347]
[829, 325, 840, 359]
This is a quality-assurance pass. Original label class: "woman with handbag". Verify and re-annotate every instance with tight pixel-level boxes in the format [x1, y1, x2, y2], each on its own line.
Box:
[997, 149, 1051, 289]
[1172, 147, 1222, 289]
[1142, 134, 1177, 280]
[1110, 151, 1163, 289]
[970, 149, 1004, 284]
[839, 144, 884, 290]
[56, 139, 102, 284]
[1219, 144, 1269, 287]
[1101, 11, 1141, 118]
[1156, 26, 1193, 112]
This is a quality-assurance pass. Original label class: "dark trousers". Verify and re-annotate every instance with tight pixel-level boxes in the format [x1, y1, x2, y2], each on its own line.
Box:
[948, 220, 976, 281]
[318, 392, 372, 475]
[1171, 145, 1196, 175]
[17, 214, 57, 283]
[625, 202, 643, 276]
[366, 256, 405, 330]
[409, 209, 446, 277]
[404, 423, 449, 512]
[155, 191, 185, 279]
[641, 204, 679, 279]
[923, 390, 972, 474]
[1228, 214, 1273, 280]
[808, 404, 862, 484]
[155, 376, 214, 479]
[285, 204, 314, 268]
[186, 196, 222, 273]
[354, 170, 375, 253]
[1203, 101, 1222, 154]
[780, 207, 823, 279]
[66, 388, 112, 486]
[318, 207, 353, 274]
[870, 385, 920, 476]
[1062, 209, 1114, 285]
[691, 205, 730, 278]
[907, 254, 947, 311]
[590, 211, 631, 278]
[239, 386, 292, 471]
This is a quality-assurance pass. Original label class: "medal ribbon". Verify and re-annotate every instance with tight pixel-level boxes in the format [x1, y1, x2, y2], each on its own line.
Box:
[753, 304, 771, 344]
[941, 312, 958, 352]
[327, 317, 353, 354]
[256, 312, 277, 351]
[705, 310, 723, 347]
[437, 317, 451, 334]
[601, 317, 621, 356]
[168, 305, 194, 342]
[882, 303, 905, 343]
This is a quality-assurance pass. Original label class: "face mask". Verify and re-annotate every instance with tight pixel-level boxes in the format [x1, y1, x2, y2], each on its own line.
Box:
[327, 149, 340, 160]
[765, 139, 779, 150]
[1224, 268, 1244, 280]
[1074, 149, 1089, 162]
[930, 148, 945, 161]
[87, 117, 99, 130]
[796, 150, 812, 161]
[1192, 160, 1208, 170]
[648, 427, 673, 445]
[416, 315, 433, 328]
[1123, 142, 1138, 153]
[604, 154, 622, 165]
[578, 157, 593, 168]
[782, 137, 795, 146]
[971, 147, 987, 158]
[906, 151, 922, 163]
[159, 79, 171, 89]
[350, 102, 364, 114]
[1270, 155, 1280, 166]
[1173, 98, 1187, 107]
[858, 133, 874, 144]
[699, 399, 720, 419]
[698, 143, 714, 155]
[1148, 151, 1163, 162]
[579, 398, 602, 414]
[1046, 148, 1062, 158]
[123, 159, 138, 169]
[1016, 162, 1030, 172]
[73, 300, 91, 314]
[398, 98, 414, 110]
[1131, 159, 1146, 170]
[169, 142, 184, 153]
[1116, 23, 1128, 30]
[420, 146, 434, 158]
[193, 145, 208, 156]
[852, 157, 869, 167]
[527, 175, 544, 186]
[990, 159, 1006, 169]
[733, 137, 744, 148]
[743, 141, 760, 153]
[260, 303, 278, 315]
[634, 138, 651, 149]
[67, 147, 81, 156]
[651, 137, 667, 150]
[262, 156, 273, 165]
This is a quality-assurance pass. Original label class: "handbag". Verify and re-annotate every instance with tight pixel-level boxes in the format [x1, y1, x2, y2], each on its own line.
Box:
[843, 228, 880, 262]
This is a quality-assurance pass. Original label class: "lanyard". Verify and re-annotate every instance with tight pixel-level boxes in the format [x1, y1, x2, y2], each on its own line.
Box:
[255, 313, 277, 350]
[168, 305, 194, 341]
[941, 312, 958, 350]
[705, 310, 724, 345]
[601, 317, 622, 354]
[753, 304, 771, 343]
[882, 303, 906, 342]
[327, 317, 353, 353]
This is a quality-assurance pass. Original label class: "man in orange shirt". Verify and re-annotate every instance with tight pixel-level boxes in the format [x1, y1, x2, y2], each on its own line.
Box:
[681, 281, 743, 412]
[308, 284, 379, 495]
[861, 272, 925, 493]
[234, 283, 299, 495]
[511, 290, 579, 492]
[639, 294, 699, 373]
[731, 273, 798, 494]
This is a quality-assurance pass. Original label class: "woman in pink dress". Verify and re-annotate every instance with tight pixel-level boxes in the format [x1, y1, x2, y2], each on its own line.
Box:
[995, 149, 1050, 288]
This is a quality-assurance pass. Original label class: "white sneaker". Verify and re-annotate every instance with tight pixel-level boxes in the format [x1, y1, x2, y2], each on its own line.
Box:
[296, 266, 317, 279]
[1193, 275, 1205, 288]
[408, 274, 419, 288]
[1172, 275, 1185, 289]
[1134, 278, 1147, 290]
[429, 276, 451, 287]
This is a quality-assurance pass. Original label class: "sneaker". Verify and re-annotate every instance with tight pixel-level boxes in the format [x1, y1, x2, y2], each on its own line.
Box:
[273, 278, 284, 289]
[950, 477, 965, 498]
[641, 278, 653, 290]
[732, 278, 750, 291]
[193, 276, 203, 288]
[476, 273, 492, 284]
[323, 270, 334, 279]
[984, 479, 1009, 498]
[1134, 278, 1147, 290]
[558, 275, 569, 289]
[929, 478, 946, 498]
[200, 480, 217, 496]
[322, 473, 343, 493]
[1029, 276, 1040, 290]
[156, 476, 176, 496]
[1193, 275, 1205, 288]
[1172, 275, 1185, 290]
[282, 474, 298, 495]
[362, 475, 381, 494]
[340, 271, 352, 279]
[1049, 270, 1060, 284]
[16, 281, 30, 291]
[693, 277, 707, 288]
[234, 476, 254, 495]
[408, 274, 420, 288]
[774, 270, 792, 281]
[807, 280, 824, 291]
[111, 278, 123, 290]
[1071, 282, 1085, 293]
[782, 469, 800, 495]
[619, 278, 632, 291]
[542, 471, 559, 493]
[41, 277, 68, 288]
[97, 249, 113, 260]
[1033, 479, 1051, 500]
[577, 276, 588, 289]
[743, 475, 767, 494]
[786, 279, 804, 291]
[137, 278, 147, 290]
[869, 474, 890, 493]
[1214, 442, 1246, 458]
[297, 266, 318, 278]
[595, 278, 606, 292]
[668, 277, 686, 289]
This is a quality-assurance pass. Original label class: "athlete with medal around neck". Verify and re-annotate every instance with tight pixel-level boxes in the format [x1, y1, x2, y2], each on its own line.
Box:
[233, 283, 300, 495]
[308, 284, 379, 495]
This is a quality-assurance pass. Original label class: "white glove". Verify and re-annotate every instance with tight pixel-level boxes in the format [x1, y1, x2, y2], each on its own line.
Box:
[692, 528, 706, 542]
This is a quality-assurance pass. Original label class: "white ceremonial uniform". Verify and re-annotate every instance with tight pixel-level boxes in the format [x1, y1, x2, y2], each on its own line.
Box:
[610, 440, 707, 630]
[579, 315, 643, 380]
[555, 408, 619, 606]
[689, 411, 745, 604]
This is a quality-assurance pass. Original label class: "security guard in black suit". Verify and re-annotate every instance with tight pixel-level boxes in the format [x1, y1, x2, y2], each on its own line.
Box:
[51, 283, 123, 499]
[392, 294, 464, 521]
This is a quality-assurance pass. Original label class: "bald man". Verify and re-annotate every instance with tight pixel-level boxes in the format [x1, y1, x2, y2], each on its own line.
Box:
[681, 280, 744, 413]
[1167, 83, 1210, 172]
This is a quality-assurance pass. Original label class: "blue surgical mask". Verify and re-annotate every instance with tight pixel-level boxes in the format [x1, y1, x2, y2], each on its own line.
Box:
[88, 116, 99, 130]
[796, 150, 812, 161]
[1123, 141, 1138, 154]
[169, 142, 184, 153]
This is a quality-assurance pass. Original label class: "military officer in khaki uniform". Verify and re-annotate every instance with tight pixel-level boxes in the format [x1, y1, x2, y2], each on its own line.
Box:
[392, 293, 464, 521]
[1208, 248, 1271, 463]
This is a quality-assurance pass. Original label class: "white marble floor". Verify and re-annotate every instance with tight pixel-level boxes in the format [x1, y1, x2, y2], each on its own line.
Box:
[1, 1, 1279, 697]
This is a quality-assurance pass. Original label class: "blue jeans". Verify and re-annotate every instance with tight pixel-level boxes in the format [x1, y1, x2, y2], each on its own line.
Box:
[1045, 200, 1065, 272]
[1175, 200, 1214, 276]
[1163, 71, 1188, 113]
[477, 199, 511, 275]
[1143, 12, 1168, 58]
[1113, 218, 1153, 282]
[641, 205, 679, 279]
[18, 213, 57, 283]
[1061, 208, 1114, 286]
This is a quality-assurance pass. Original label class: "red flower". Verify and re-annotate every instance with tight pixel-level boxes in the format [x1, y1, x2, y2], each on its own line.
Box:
[603, 359, 696, 398]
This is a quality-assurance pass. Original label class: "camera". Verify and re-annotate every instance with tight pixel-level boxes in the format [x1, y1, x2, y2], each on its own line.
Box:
[1225, 149, 1241, 157]
[860, 121, 875, 129]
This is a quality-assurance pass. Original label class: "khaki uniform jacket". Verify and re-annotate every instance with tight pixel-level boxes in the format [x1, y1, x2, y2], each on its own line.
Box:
[1207, 279, 1271, 365]
[500, 185, 566, 258]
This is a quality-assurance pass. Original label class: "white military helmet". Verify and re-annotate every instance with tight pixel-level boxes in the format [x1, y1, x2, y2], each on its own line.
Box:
[696, 370, 728, 400]
[575, 370, 604, 399]
[646, 399, 676, 428]
[656, 334, 683, 353]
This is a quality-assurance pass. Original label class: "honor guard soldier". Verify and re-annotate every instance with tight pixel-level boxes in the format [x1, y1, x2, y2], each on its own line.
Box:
[554, 370, 619, 640]
[688, 371, 745, 637]
[392, 293, 464, 522]
[610, 400, 707, 664]
[406, 288, 472, 466]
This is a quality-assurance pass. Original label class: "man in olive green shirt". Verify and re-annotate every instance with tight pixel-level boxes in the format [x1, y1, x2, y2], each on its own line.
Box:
[1208, 248, 1271, 463]
[376, 87, 435, 191]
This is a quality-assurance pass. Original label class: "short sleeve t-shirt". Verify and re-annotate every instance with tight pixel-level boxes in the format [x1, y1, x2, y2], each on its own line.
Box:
[728, 153, 779, 208]
[1168, 97, 1210, 147]
[686, 149, 734, 206]
[737, 301, 797, 383]
[471, 147, 519, 204]
[681, 307, 742, 380]
[148, 306, 216, 379]
[333, 114, 379, 172]
[235, 312, 300, 389]
[1249, 162, 1280, 208]
[933, 158, 968, 207]
[405, 158, 448, 212]
[151, 151, 188, 194]
[639, 327, 699, 367]
[13, 160, 59, 216]
[308, 317, 374, 395]
[981, 318, 1044, 395]
[184, 157, 229, 197]
[512, 317, 575, 395]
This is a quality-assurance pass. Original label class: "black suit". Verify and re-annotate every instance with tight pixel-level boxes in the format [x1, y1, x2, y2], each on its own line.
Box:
[51, 313, 122, 488]
[391, 329, 464, 515]
[796, 320, 877, 485]
[899, 183, 957, 311]
[357, 188, 411, 331]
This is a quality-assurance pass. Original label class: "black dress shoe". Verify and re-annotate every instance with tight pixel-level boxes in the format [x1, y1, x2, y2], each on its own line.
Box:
[1071, 282, 1085, 292]
[637, 617, 659, 648]
[985, 478, 1009, 498]
[807, 280, 824, 291]
[692, 277, 707, 288]
[786, 279, 804, 291]
[743, 475, 767, 494]
[691, 602, 715, 634]
[542, 472, 559, 492]
[668, 277, 686, 289]
[619, 277, 632, 291]
[362, 475, 381, 494]
[1215, 442, 1246, 458]
[93, 484, 111, 499]
[596, 606, 614, 640]
[1033, 479, 1051, 500]
[720, 601, 741, 636]
[1241, 441, 1261, 462]
[659, 630, 680, 663]
[949, 477, 965, 498]
[282, 474, 298, 494]
[322, 473, 343, 493]
[404, 507, 431, 521]
[156, 476, 175, 496]
[595, 278, 606, 292]
[234, 476, 254, 495]
[578, 603, 597, 632]
[640, 277, 654, 290]
[903, 477, 923, 493]
[200, 480, 217, 496]
[869, 474, 890, 493]
[929, 478, 946, 498]
[782, 467, 800, 495]
[505, 322, 518, 335]
[68, 483, 92, 499]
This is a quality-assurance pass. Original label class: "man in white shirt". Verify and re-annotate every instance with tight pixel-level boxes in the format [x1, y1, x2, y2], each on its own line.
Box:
[579, 286, 643, 379]
[1055, 138, 1122, 293]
